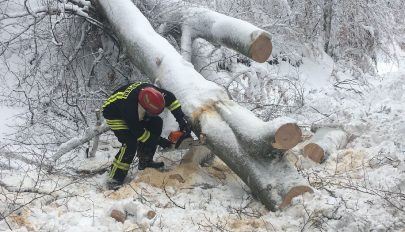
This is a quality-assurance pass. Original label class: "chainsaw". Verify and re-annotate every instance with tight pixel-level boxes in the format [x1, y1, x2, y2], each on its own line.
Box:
[163, 130, 205, 151]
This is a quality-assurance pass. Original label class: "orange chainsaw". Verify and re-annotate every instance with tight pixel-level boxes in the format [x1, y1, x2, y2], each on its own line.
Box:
[165, 130, 204, 150]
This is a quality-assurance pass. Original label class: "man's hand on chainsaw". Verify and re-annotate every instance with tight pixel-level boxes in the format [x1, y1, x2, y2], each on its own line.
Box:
[158, 137, 173, 149]
[178, 117, 192, 135]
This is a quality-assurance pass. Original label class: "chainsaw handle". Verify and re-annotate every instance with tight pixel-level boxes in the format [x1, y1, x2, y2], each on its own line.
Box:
[174, 131, 191, 149]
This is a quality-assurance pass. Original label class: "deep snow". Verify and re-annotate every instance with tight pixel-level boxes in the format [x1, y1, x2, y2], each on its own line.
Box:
[0, 52, 404, 231]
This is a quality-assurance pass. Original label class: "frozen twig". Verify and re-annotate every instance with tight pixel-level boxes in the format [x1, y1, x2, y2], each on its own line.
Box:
[162, 179, 185, 209]
[88, 109, 102, 158]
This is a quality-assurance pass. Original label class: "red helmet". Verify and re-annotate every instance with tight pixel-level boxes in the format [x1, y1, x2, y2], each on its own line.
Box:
[138, 87, 165, 115]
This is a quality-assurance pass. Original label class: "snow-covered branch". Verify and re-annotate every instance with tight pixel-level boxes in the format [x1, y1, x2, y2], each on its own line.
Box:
[53, 123, 109, 161]
[0, 4, 89, 20]
[179, 7, 273, 63]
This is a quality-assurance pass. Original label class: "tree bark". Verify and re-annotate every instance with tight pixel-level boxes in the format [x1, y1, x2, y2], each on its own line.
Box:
[323, 0, 333, 55]
[88, 109, 102, 158]
[179, 8, 273, 63]
[303, 127, 348, 163]
[96, 0, 311, 211]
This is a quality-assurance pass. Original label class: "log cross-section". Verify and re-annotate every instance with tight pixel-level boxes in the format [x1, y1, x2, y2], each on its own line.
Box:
[96, 0, 312, 211]
[303, 127, 348, 163]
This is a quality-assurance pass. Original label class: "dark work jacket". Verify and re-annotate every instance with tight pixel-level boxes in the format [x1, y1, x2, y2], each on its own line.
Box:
[102, 82, 185, 142]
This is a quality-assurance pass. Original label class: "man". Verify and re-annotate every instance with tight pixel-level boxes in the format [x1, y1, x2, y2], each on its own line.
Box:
[102, 82, 191, 189]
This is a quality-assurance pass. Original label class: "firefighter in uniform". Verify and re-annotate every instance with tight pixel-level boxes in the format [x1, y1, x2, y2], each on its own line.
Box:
[102, 82, 191, 189]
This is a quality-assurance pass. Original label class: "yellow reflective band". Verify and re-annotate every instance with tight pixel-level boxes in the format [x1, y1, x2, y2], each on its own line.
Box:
[109, 126, 129, 130]
[118, 145, 127, 161]
[110, 145, 127, 178]
[106, 119, 128, 130]
[106, 119, 126, 125]
[102, 82, 144, 109]
[168, 100, 181, 111]
[102, 92, 124, 108]
[112, 160, 130, 170]
[137, 129, 150, 142]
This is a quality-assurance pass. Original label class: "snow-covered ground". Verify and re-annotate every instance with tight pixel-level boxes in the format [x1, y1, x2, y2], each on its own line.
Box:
[1, 54, 405, 231]
[0, 107, 23, 142]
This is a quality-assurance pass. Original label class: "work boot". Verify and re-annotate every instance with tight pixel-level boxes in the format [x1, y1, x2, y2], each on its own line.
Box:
[106, 178, 123, 191]
[138, 160, 164, 170]
[137, 143, 164, 170]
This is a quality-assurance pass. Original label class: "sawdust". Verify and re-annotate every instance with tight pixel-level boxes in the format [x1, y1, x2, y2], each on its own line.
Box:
[229, 218, 265, 230]
[191, 101, 217, 122]
[328, 149, 367, 178]
[8, 209, 33, 231]
[108, 147, 208, 200]
[108, 162, 199, 200]
[134, 162, 199, 188]
[108, 154, 234, 200]
[206, 160, 232, 180]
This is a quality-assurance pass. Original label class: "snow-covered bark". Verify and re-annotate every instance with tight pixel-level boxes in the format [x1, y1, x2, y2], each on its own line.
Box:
[53, 123, 109, 161]
[303, 127, 348, 163]
[179, 7, 272, 63]
[323, 0, 333, 55]
[96, 0, 310, 211]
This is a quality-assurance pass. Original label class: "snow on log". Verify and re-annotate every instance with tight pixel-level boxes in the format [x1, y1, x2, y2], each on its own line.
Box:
[199, 110, 312, 211]
[180, 8, 272, 63]
[214, 100, 302, 155]
[96, 0, 310, 211]
[303, 127, 348, 163]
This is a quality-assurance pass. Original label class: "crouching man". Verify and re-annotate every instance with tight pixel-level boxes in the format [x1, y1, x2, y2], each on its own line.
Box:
[102, 82, 191, 189]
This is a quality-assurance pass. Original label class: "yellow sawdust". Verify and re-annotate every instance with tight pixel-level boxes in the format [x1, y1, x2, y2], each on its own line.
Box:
[328, 149, 367, 177]
[229, 218, 265, 230]
[108, 157, 235, 200]
[109, 147, 212, 199]
[108, 162, 199, 200]
[8, 209, 33, 231]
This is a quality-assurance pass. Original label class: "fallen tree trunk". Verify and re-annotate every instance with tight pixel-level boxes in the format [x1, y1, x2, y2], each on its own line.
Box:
[96, 0, 311, 211]
[303, 127, 348, 163]
[178, 7, 272, 63]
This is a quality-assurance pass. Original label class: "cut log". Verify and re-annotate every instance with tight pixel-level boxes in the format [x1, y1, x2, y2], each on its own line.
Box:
[179, 8, 272, 63]
[199, 110, 312, 211]
[303, 127, 348, 163]
[96, 0, 311, 211]
[213, 100, 302, 155]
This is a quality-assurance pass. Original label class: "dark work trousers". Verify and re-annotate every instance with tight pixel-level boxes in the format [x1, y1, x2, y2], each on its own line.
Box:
[109, 116, 163, 182]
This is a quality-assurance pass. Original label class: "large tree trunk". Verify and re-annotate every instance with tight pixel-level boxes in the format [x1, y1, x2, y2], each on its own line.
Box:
[96, 0, 312, 211]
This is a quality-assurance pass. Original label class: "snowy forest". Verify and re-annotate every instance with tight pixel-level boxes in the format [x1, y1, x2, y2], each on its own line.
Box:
[1, 0, 405, 231]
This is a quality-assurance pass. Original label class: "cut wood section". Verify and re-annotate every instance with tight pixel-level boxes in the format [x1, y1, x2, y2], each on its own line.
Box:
[214, 100, 301, 155]
[178, 8, 273, 63]
[274, 123, 302, 150]
[200, 111, 312, 211]
[303, 143, 324, 163]
[278, 186, 314, 209]
[249, 33, 273, 63]
[303, 127, 348, 163]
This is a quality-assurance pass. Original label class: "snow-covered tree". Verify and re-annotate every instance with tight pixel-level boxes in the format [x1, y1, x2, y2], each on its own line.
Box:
[1, 0, 405, 224]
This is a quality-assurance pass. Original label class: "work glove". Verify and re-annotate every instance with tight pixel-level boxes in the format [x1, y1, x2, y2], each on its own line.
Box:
[158, 137, 173, 149]
[178, 117, 192, 134]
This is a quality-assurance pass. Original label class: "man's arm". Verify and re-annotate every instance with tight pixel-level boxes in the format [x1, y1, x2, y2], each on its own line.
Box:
[158, 88, 191, 133]
[119, 90, 151, 143]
